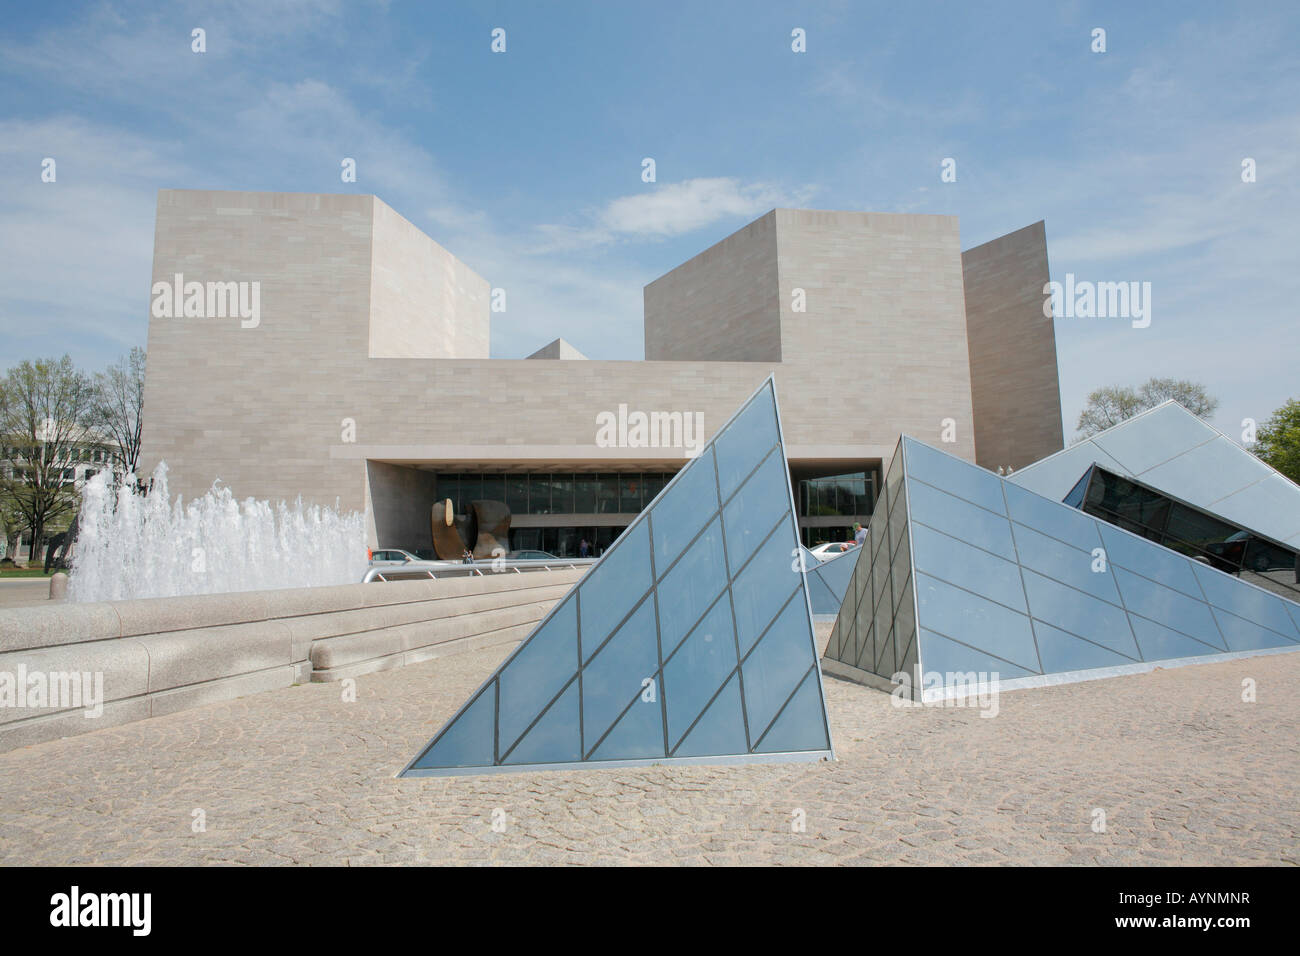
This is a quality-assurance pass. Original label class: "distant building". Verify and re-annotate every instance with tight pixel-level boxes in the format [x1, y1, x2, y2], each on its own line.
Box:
[139, 190, 1064, 556]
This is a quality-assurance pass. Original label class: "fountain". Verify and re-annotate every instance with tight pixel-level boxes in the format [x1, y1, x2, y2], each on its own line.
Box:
[68, 464, 368, 603]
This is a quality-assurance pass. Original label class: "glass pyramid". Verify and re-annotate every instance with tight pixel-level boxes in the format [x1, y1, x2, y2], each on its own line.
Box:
[1009, 401, 1300, 549]
[824, 435, 1300, 701]
[401, 378, 833, 776]
[805, 549, 857, 615]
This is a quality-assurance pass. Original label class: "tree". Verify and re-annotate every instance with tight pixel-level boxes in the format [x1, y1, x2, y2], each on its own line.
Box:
[1076, 377, 1219, 439]
[91, 346, 147, 475]
[1253, 398, 1300, 484]
[0, 356, 95, 562]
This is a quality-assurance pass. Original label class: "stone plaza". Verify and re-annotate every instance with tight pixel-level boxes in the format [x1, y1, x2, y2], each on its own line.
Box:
[1, 631, 1294, 866]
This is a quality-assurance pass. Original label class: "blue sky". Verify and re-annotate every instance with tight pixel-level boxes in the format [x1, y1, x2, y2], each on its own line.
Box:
[1, 0, 1297, 439]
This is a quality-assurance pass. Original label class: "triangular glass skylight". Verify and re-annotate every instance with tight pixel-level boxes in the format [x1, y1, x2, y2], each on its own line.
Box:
[824, 436, 1300, 701]
[401, 379, 833, 776]
[805, 548, 858, 615]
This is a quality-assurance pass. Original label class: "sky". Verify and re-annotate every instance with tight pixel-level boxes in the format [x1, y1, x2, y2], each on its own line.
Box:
[1, 0, 1297, 440]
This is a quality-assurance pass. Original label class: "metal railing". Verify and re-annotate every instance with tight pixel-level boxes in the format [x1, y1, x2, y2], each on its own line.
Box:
[362, 557, 597, 583]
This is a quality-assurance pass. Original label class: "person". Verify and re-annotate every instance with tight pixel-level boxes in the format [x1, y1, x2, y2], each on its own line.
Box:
[579, 538, 590, 558]
[853, 522, 867, 547]
[461, 547, 474, 564]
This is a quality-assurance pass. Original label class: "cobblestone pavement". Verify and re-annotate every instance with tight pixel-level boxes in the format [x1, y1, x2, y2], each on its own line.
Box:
[1, 645, 1296, 866]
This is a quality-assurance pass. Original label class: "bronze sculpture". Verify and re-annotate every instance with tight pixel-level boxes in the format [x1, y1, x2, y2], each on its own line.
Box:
[431, 498, 512, 559]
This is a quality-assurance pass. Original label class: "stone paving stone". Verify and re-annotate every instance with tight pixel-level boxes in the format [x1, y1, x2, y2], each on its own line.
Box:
[0, 644, 1296, 865]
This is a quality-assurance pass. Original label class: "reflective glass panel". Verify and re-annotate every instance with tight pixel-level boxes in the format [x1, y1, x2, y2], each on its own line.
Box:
[910, 521, 1026, 612]
[731, 514, 802, 656]
[903, 437, 1006, 514]
[742, 593, 817, 740]
[1191, 562, 1299, 637]
[1032, 620, 1132, 673]
[1097, 523, 1202, 599]
[1022, 569, 1139, 660]
[502, 681, 581, 765]
[663, 597, 739, 749]
[581, 598, 659, 746]
[409, 683, 495, 770]
[578, 519, 653, 661]
[914, 572, 1040, 673]
[651, 446, 719, 570]
[1011, 521, 1119, 605]
[656, 516, 729, 656]
[714, 386, 779, 502]
[906, 478, 1016, 560]
[915, 628, 1037, 681]
[722, 449, 790, 572]
[1090, 402, 1217, 475]
[497, 595, 579, 751]
[1112, 567, 1225, 651]
[672, 673, 749, 758]
[1005, 481, 1103, 551]
[753, 669, 828, 754]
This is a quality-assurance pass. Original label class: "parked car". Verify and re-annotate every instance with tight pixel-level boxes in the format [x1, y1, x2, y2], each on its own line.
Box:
[368, 548, 421, 568]
[808, 541, 855, 561]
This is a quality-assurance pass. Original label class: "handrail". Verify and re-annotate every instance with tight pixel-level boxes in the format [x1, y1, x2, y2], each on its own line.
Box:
[362, 557, 597, 584]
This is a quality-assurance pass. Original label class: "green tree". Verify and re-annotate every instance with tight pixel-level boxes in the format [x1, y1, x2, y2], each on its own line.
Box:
[1253, 398, 1300, 484]
[0, 356, 95, 562]
[1076, 377, 1219, 439]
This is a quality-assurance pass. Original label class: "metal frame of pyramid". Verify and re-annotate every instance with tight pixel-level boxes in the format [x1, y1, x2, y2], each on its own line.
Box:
[824, 435, 1300, 702]
[400, 377, 834, 776]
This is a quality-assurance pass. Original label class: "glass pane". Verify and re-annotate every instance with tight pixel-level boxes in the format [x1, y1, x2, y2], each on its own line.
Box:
[1032, 620, 1132, 673]
[1084, 469, 1171, 537]
[752, 669, 828, 754]
[1090, 402, 1217, 475]
[505, 475, 529, 514]
[581, 598, 659, 746]
[1022, 569, 1140, 660]
[903, 437, 1006, 514]
[662, 597, 739, 749]
[910, 521, 1026, 612]
[1062, 467, 1093, 509]
[528, 475, 551, 514]
[1191, 562, 1299, 637]
[656, 516, 729, 656]
[502, 681, 581, 765]
[916, 627, 1037, 682]
[906, 478, 1016, 561]
[578, 520, 653, 661]
[714, 385, 779, 502]
[1129, 614, 1224, 662]
[409, 683, 496, 770]
[1112, 567, 1225, 651]
[1213, 474, 1300, 543]
[1008, 440, 1128, 502]
[722, 448, 789, 572]
[1005, 482, 1103, 551]
[481, 474, 505, 505]
[1212, 607, 1298, 652]
[617, 474, 642, 513]
[672, 672, 749, 758]
[887, 479, 909, 558]
[1011, 521, 1118, 605]
[651, 446, 720, 570]
[914, 571, 1040, 673]
[497, 594, 579, 751]
[588, 689, 666, 761]
[741, 593, 817, 740]
[731, 515, 802, 657]
[549, 475, 574, 513]
[1096, 523, 1202, 599]
[1140, 436, 1274, 510]
[574, 474, 599, 512]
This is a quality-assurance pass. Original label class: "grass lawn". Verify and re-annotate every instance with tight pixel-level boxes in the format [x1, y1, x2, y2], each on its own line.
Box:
[0, 568, 56, 578]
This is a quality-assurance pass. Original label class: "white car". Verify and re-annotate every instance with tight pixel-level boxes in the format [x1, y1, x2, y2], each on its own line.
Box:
[368, 548, 422, 568]
[808, 542, 856, 561]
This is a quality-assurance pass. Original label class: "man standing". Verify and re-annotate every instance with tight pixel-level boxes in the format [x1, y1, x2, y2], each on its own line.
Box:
[853, 522, 867, 547]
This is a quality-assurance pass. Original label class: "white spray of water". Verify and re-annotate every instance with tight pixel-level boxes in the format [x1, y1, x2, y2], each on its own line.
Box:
[68, 464, 368, 602]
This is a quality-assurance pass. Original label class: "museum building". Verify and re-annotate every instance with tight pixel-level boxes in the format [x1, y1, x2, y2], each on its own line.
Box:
[138, 190, 1065, 556]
